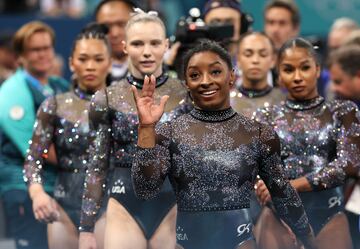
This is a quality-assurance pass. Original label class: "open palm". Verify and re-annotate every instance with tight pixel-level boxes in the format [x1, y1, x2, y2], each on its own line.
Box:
[132, 75, 169, 126]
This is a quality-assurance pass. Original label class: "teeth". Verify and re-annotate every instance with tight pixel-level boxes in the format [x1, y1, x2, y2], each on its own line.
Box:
[201, 90, 216, 95]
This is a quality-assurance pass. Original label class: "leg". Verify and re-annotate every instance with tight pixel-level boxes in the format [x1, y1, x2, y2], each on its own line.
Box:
[94, 212, 106, 249]
[2, 190, 48, 249]
[255, 207, 298, 249]
[148, 205, 177, 249]
[238, 239, 257, 249]
[47, 204, 78, 249]
[316, 212, 353, 249]
[104, 198, 147, 249]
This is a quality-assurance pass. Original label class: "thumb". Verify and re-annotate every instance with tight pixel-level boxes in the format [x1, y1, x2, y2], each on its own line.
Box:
[159, 95, 169, 110]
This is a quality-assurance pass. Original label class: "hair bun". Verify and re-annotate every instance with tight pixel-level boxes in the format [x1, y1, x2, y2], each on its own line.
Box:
[82, 22, 109, 35]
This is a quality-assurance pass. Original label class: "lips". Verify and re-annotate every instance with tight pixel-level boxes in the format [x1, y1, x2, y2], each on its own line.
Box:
[140, 61, 155, 67]
[292, 86, 305, 92]
[199, 89, 218, 98]
[84, 75, 96, 81]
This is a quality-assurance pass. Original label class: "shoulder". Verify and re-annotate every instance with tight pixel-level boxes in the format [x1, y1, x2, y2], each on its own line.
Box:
[328, 99, 358, 116]
[0, 72, 33, 121]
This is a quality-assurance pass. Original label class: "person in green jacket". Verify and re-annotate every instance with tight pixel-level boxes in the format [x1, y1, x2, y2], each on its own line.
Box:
[0, 21, 68, 249]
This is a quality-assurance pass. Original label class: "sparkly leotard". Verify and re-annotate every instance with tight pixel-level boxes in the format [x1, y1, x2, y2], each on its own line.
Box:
[24, 87, 99, 227]
[255, 96, 360, 234]
[79, 72, 191, 237]
[132, 108, 312, 248]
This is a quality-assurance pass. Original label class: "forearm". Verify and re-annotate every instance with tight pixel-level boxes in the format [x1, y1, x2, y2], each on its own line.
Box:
[290, 177, 312, 192]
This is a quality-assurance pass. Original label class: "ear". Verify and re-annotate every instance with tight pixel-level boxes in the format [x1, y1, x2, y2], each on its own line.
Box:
[164, 38, 169, 50]
[69, 57, 74, 72]
[229, 69, 236, 87]
[122, 40, 128, 54]
[270, 53, 276, 69]
[316, 64, 321, 79]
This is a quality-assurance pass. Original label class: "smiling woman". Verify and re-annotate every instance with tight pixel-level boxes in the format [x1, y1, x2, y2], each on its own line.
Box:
[131, 39, 317, 249]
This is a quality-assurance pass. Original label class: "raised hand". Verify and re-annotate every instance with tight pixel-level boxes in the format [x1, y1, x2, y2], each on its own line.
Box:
[132, 75, 169, 126]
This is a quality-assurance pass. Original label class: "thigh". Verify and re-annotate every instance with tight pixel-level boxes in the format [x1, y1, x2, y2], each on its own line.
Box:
[149, 205, 177, 249]
[94, 212, 106, 249]
[104, 198, 147, 249]
[2, 190, 48, 249]
[316, 212, 353, 249]
[255, 207, 298, 249]
[47, 203, 78, 249]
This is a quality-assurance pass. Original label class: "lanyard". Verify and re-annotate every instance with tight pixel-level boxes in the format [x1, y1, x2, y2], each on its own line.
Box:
[23, 70, 54, 98]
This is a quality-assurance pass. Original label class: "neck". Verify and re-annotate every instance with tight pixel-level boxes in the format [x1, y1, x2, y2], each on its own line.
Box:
[242, 77, 269, 91]
[27, 70, 49, 85]
[78, 82, 105, 93]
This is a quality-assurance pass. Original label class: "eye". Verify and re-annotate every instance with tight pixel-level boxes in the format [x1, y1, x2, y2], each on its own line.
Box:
[96, 58, 105, 62]
[78, 57, 86, 62]
[301, 65, 311, 71]
[211, 69, 222, 75]
[188, 72, 200, 80]
[131, 41, 143, 47]
[282, 67, 293, 73]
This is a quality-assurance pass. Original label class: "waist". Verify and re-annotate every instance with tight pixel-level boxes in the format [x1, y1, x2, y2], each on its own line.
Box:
[178, 204, 250, 212]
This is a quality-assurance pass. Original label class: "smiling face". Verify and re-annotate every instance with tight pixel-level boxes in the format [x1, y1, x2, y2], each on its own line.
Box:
[278, 47, 320, 100]
[70, 38, 111, 92]
[123, 21, 168, 78]
[185, 51, 235, 111]
[21, 31, 55, 76]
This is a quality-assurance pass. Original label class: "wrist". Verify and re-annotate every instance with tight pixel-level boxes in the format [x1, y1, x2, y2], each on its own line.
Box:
[29, 183, 45, 199]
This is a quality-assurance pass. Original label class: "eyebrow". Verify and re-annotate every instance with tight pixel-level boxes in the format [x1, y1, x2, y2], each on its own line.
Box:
[187, 61, 222, 69]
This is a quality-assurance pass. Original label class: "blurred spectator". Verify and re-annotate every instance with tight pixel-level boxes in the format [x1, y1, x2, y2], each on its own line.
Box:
[95, 0, 138, 82]
[0, 21, 69, 249]
[263, 0, 300, 51]
[0, 0, 38, 14]
[343, 29, 360, 47]
[49, 54, 65, 77]
[327, 17, 358, 51]
[40, 0, 85, 18]
[328, 45, 360, 104]
[0, 33, 17, 85]
[203, 0, 248, 60]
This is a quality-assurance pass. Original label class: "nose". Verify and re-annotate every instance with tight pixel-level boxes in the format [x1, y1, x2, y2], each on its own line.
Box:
[200, 72, 212, 88]
[293, 69, 302, 84]
[252, 54, 260, 64]
[143, 44, 151, 58]
[86, 60, 95, 71]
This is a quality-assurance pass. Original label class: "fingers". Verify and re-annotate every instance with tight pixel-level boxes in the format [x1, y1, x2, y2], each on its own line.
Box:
[255, 180, 271, 205]
[131, 85, 139, 102]
[142, 75, 156, 97]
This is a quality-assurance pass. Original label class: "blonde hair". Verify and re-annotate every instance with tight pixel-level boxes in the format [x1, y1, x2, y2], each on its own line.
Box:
[125, 8, 166, 38]
[13, 21, 55, 55]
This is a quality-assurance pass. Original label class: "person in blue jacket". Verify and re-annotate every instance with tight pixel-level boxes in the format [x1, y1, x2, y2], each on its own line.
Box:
[0, 21, 68, 249]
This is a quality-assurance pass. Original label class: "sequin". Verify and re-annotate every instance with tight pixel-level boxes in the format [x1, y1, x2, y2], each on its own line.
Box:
[255, 97, 360, 191]
[80, 77, 191, 231]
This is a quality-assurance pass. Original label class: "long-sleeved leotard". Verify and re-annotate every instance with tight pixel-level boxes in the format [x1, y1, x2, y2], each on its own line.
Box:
[79, 73, 191, 235]
[132, 108, 312, 248]
[254, 96, 360, 234]
[24, 87, 95, 227]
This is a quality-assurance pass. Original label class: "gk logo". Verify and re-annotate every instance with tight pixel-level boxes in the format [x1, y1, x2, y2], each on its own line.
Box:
[328, 196, 341, 208]
[237, 223, 251, 237]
